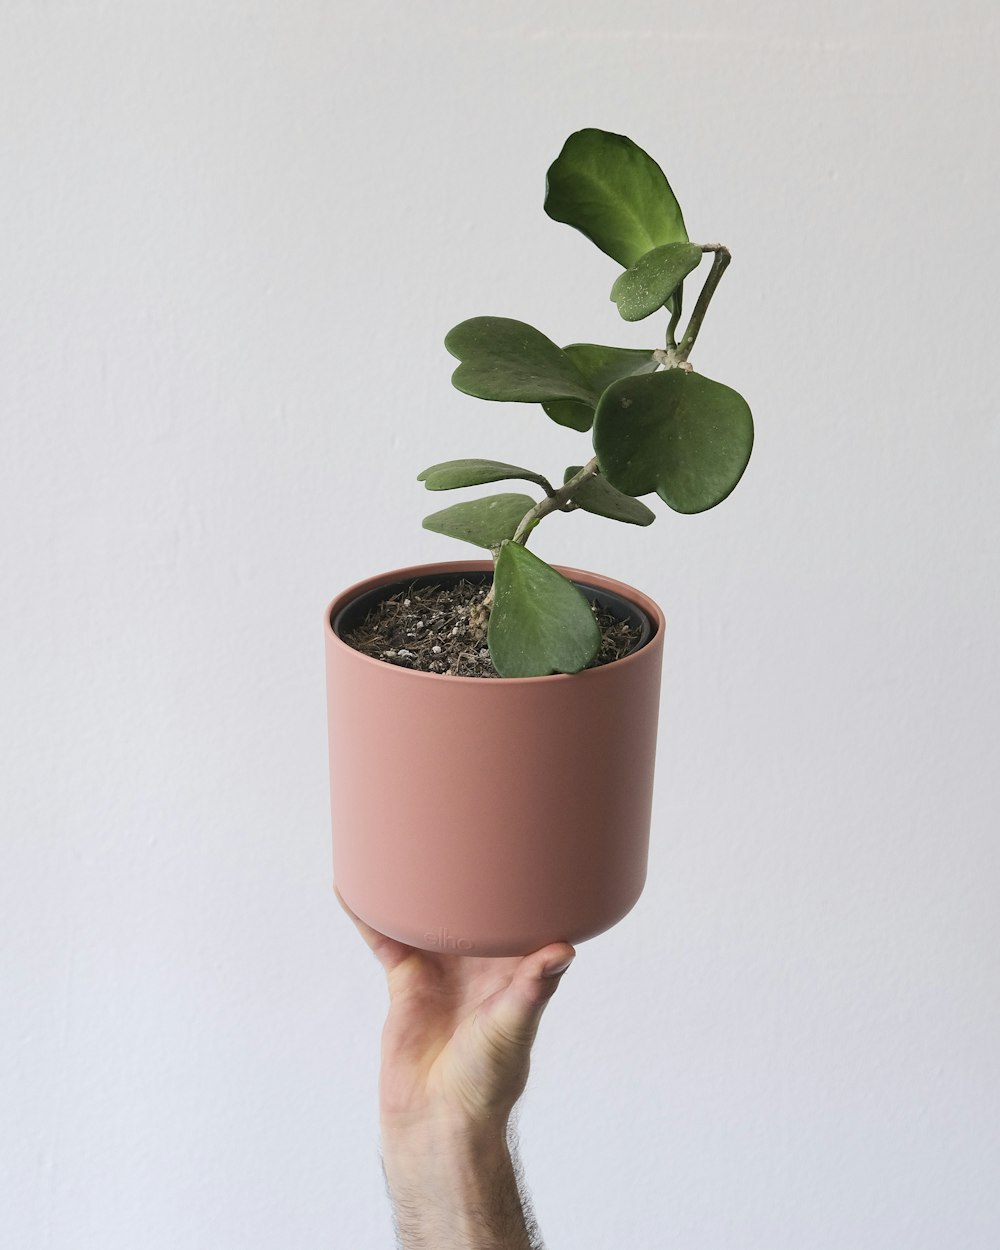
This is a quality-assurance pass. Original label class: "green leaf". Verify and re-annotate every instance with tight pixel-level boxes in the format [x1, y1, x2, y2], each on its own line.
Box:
[446, 317, 597, 404]
[541, 398, 596, 433]
[488, 542, 601, 677]
[422, 493, 536, 550]
[565, 343, 660, 393]
[611, 242, 703, 323]
[418, 459, 551, 492]
[563, 466, 656, 526]
[544, 129, 688, 268]
[593, 371, 753, 514]
[542, 344, 658, 433]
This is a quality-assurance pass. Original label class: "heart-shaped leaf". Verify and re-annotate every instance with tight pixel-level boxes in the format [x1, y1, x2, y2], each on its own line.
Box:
[563, 466, 656, 526]
[422, 493, 536, 550]
[611, 242, 703, 322]
[542, 343, 658, 432]
[418, 459, 552, 491]
[488, 542, 601, 677]
[593, 370, 753, 514]
[446, 317, 597, 404]
[544, 129, 688, 268]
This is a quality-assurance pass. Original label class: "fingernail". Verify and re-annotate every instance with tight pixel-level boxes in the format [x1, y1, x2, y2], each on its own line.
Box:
[542, 956, 575, 978]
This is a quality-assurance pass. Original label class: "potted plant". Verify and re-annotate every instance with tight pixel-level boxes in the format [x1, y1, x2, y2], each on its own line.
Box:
[324, 129, 753, 956]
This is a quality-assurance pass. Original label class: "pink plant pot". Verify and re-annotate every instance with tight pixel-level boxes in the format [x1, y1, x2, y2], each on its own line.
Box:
[324, 560, 665, 956]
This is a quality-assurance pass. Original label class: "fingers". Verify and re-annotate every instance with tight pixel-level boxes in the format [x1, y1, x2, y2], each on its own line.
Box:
[520, 943, 577, 1006]
[334, 884, 415, 975]
[480, 943, 576, 1049]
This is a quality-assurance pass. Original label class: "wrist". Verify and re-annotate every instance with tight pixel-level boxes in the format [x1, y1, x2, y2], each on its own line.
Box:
[381, 1113, 509, 1179]
[380, 1118, 532, 1250]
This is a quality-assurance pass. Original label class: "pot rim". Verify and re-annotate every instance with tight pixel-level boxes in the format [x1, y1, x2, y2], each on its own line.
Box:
[325, 559, 665, 685]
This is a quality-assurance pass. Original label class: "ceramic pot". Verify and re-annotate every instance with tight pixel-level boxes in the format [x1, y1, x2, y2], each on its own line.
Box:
[324, 560, 665, 956]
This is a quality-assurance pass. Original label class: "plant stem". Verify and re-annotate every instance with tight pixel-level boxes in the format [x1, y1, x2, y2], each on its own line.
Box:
[665, 289, 682, 349]
[676, 244, 730, 362]
[511, 458, 600, 546]
[479, 245, 731, 616]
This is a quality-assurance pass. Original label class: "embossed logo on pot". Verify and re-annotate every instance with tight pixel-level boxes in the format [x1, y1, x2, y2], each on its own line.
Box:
[423, 927, 474, 951]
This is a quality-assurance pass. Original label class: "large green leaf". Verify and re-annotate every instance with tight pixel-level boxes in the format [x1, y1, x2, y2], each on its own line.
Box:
[418, 459, 551, 491]
[593, 371, 753, 514]
[422, 493, 536, 550]
[611, 242, 703, 322]
[487, 542, 601, 677]
[446, 317, 597, 404]
[563, 466, 656, 526]
[544, 129, 688, 268]
[542, 343, 658, 432]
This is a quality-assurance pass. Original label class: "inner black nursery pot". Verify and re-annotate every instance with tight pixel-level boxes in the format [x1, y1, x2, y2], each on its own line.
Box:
[333, 567, 653, 675]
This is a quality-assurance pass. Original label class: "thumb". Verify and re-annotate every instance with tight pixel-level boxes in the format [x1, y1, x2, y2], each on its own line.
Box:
[480, 944, 577, 1050]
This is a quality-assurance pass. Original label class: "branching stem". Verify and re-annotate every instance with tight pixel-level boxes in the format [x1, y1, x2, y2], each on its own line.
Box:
[482, 458, 600, 608]
[482, 244, 730, 611]
[511, 457, 600, 546]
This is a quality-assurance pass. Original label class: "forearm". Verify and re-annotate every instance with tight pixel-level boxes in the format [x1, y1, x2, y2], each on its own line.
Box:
[381, 1120, 540, 1250]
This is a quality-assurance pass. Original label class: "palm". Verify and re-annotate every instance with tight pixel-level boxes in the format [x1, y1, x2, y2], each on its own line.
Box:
[379, 951, 529, 1123]
[338, 890, 574, 1128]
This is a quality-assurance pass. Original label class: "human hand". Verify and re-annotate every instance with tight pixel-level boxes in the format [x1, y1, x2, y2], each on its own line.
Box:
[336, 886, 575, 1141]
[338, 887, 575, 1248]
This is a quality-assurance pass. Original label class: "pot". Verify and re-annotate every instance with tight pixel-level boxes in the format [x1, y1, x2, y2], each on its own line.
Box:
[324, 560, 665, 956]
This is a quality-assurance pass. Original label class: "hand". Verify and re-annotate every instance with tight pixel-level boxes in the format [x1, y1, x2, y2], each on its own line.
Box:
[337, 886, 576, 1140]
[338, 887, 575, 1248]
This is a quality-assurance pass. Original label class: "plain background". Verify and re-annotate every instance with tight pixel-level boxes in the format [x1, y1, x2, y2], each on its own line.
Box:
[3, 2, 998, 1247]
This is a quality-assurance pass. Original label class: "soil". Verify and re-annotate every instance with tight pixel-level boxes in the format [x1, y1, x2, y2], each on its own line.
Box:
[342, 578, 641, 677]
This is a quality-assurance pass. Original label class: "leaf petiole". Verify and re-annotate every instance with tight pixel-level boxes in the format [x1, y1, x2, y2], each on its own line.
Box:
[676, 244, 731, 362]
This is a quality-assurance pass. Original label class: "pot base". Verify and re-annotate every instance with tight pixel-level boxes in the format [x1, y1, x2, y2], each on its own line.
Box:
[335, 876, 646, 958]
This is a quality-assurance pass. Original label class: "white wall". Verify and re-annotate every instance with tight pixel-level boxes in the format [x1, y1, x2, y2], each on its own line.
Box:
[3, 2, 998, 1246]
